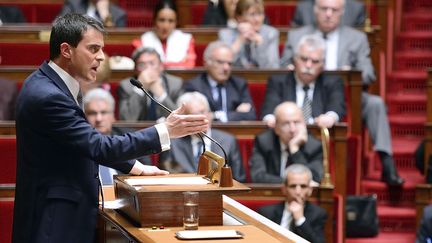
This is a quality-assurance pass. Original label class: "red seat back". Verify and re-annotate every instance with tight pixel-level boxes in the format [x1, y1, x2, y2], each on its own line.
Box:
[0, 137, 17, 184]
[0, 199, 14, 243]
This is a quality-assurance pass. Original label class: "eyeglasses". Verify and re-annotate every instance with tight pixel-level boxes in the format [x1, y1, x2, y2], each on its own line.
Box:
[210, 59, 233, 67]
[86, 110, 112, 117]
[243, 11, 264, 19]
[316, 6, 343, 14]
[287, 184, 309, 189]
[296, 55, 323, 65]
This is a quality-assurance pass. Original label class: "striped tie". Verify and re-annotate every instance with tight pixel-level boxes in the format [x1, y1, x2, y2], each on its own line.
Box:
[302, 85, 312, 123]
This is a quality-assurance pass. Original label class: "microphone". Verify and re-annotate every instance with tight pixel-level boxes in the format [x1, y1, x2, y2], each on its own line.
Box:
[130, 78, 232, 186]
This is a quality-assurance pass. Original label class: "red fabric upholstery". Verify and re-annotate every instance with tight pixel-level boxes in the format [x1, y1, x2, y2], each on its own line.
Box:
[0, 137, 17, 184]
[247, 83, 266, 119]
[0, 199, 14, 243]
[236, 138, 255, 183]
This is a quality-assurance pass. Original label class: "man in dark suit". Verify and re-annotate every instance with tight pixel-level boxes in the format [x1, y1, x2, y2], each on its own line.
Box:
[184, 41, 256, 122]
[117, 47, 183, 121]
[250, 102, 323, 183]
[280, 0, 404, 186]
[161, 92, 246, 182]
[259, 164, 327, 243]
[0, 5, 26, 24]
[291, 0, 366, 27]
[416, 204, 432, 243]
[12, 13, 208, 243]
[59, 0, 126, 27]
[261, 34, 345, 128]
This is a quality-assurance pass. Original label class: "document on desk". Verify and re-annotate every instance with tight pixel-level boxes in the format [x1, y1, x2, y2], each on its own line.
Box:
[125, 176, 210, 186]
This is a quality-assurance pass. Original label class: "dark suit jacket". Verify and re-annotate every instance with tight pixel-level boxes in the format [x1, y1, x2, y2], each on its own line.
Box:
[260, 72, 345, 120]
[0, 78, 18, 120]
[291, 0, 366, 27]
[0, 6, 26, 23]
[416, 204, 432, 243]
[59, 0, 126, 27]
[250, 129, 323, 183]
[259, 201, 327, 243]
[184, 73, 256, 121]
[12, 62, 162, 243]
[160, 129, 246, 182]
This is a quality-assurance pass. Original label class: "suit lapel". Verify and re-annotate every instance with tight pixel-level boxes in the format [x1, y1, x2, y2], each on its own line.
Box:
[312, 76, 324, 117]
[337, 27, 349, 67]
[200, 74, 219, 111]
[271, 131, 282, 174]
[175, 136, 196, 172]
[286, 73, 297, 102]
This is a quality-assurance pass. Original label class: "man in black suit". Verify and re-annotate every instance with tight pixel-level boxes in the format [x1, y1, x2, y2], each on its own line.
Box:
[12, 13, 208, 243]
[160, 92, 246, 182]
[259, 164, 327, 243]
[250, 101, 323, 183]
[0, 5, 26, 25]
[291, 0, 366, 27]
[261, 34, 345, 129]
[184, 41, 256, 122]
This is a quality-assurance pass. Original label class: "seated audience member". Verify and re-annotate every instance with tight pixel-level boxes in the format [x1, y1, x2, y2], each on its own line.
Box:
[0, 5, 26, 25]
[259, 164, 327, 243]
[218, 0, 279, 69]
[83, 88, 151, 185]
[416, 204, 432, 243]
[202, 0, 238, 28]
[291, 0, 366, 27]
[160, 92, 246, 182]
[81, 51, 112, 95]
[132, 0, 196, 68]
[184, 41, 256, 122]
[0, 56, 18, 120]
[280, 0, 404, 186]
[250, 102, 323, 183]
[261, 34, 345, 128]
[59, 0, 126, 27]
[117, 47, 183, 121]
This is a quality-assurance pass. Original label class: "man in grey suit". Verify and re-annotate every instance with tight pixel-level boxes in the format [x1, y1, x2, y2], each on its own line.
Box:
[250, 102, 323, 184]
[160, 92, 246, 182]
[117, 47, 183, 121]
[291, 0, 366, 27]
[280, 0, 404, 186]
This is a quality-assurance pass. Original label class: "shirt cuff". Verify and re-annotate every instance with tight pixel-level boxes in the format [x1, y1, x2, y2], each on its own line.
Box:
[295, 216, 306, 226]
[262, 114, 275, 122]
[214, 111, 228, 122]
[129, 160, 145, 175]
[155, 123, 170, 151]
[325, 111, 339, 122]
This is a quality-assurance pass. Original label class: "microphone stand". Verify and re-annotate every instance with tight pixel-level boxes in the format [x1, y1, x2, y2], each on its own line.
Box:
[130, 78, 233, 187]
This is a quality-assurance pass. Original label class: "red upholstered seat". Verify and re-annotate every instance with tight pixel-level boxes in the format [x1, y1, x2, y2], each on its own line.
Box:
[0, 199, 14, 243]
[0, 137, 17, 184]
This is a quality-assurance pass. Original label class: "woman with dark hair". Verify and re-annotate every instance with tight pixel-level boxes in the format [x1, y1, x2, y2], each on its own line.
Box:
[132, 0, 196, 68]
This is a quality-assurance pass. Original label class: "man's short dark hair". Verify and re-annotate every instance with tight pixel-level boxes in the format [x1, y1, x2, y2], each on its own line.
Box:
[131, 47, 162, 63]
[50, 13, 106, 60]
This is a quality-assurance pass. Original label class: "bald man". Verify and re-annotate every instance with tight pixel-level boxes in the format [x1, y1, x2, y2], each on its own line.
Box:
[250, 101, 323, 183]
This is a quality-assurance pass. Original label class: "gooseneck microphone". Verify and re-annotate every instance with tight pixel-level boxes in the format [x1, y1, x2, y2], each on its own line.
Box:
[129, 78, 229, 166]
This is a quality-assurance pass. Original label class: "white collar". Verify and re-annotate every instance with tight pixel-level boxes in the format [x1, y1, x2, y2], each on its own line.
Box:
[48, 61, 80, 105]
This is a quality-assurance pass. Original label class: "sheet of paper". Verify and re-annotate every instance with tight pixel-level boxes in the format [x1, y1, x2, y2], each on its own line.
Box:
[125, 176, 210, 186]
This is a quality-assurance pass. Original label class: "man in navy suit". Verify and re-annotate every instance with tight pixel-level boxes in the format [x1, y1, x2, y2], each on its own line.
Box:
[259, 164, 327, 243]
[184, 41, 256, 122]
[261, 34, 345, 129]
[12, 13, 208, 243]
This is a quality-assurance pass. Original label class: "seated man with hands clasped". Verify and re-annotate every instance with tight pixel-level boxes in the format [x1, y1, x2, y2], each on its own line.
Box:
[118, 47, 183, 122]
[259, 164, 327, 243]
[250, 102, 323, 184]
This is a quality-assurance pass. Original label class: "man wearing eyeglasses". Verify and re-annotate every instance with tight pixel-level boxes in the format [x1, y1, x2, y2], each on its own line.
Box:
[261, 34, 345, 129]
[250, 102, 323, 184]
[184, 41, 256, 122]
[259, 163, 327, 243]
[280, 0, 405, 186]
[117, 47, 183, 121]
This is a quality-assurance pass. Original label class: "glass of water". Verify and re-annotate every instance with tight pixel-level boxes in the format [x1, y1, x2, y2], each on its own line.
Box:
[183, 191, 199, 230]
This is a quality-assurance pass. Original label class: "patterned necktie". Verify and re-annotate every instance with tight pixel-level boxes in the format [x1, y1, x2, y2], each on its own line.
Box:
[302, 85, 312, 123]
[77, 90, 83, 109]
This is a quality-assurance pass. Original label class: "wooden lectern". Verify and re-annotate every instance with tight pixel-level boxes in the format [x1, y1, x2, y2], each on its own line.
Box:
[113, 174, 250, 227]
